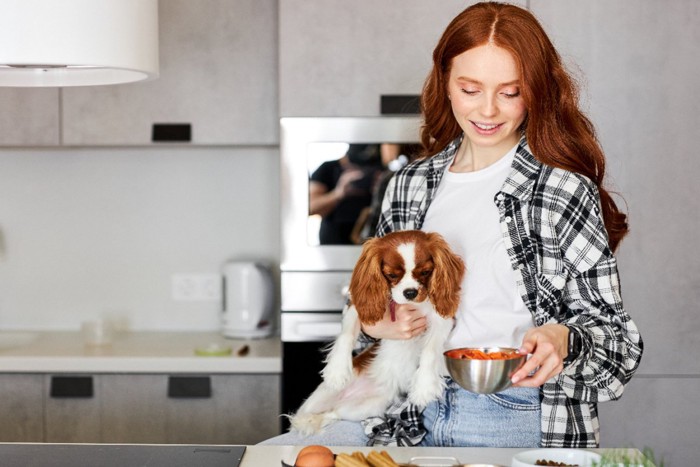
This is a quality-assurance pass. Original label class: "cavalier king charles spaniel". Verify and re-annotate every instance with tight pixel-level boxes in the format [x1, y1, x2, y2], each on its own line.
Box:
[290, 230, 465, 435]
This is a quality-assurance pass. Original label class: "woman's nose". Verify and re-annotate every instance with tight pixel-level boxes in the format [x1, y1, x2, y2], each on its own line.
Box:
[480, 93, 498, 117]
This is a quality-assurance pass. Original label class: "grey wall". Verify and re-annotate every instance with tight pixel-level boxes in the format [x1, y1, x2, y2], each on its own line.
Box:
[0, 147, 279, 331]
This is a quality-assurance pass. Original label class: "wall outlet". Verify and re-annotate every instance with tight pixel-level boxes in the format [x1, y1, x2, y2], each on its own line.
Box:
[171, 274, 222, 301]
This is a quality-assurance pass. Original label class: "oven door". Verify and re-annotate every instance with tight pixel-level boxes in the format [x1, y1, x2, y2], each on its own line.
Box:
[280, 271, 350, 431]
[281, 313, 342, 430]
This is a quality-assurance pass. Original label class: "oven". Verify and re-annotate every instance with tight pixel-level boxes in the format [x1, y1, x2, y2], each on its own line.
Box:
[280, 271, 349, 429]
[279, 117, 421, 429]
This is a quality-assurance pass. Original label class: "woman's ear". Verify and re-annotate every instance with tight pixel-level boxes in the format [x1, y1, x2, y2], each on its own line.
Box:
[349, 238, 389, 325]
[426, 232, 465, 318]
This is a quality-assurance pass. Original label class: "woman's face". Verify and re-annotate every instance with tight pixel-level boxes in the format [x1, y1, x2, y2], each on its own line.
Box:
[447, 44, 527, 156]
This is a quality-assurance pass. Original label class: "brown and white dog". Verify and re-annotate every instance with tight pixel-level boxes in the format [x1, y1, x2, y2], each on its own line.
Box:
[290, 230, 465, 435]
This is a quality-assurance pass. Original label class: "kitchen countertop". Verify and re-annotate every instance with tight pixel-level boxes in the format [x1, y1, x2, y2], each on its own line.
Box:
[259, 445, 647, 466]
[0, 331, 281, 374]
[0, 444, 650, 467]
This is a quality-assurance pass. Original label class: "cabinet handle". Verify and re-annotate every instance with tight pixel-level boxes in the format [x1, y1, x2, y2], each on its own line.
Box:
[50, 376, 94, 398]
[152, 123, 192, 142]
[167, 376, 212, 398]
[380, 94, 421, 115]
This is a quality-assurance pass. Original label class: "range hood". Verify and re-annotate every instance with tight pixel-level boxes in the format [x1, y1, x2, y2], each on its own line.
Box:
[0, 0, 159, 87]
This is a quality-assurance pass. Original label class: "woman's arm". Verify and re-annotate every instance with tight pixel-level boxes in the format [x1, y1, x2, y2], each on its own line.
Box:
[515, 172, 643, 401]
[308, 168, 365, 217]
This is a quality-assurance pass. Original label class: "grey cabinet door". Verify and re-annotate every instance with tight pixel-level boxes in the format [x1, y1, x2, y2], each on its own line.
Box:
[0, 374, 44, 442]
[278, 1, 527, 117]
[165, 374, 281, 445]
[61, 0, 278, 146]
[100, 374, 168, 443]
[0, 89, 60, 146]
[100, 374, 281, 445]
[529, 1, 700, 465]
[44, 375, 101, 443]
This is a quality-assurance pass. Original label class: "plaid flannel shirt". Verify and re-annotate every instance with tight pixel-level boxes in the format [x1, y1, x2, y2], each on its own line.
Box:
[371, 135, 643, 448]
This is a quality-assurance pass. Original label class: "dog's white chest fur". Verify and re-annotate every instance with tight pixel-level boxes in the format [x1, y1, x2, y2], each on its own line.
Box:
[290, 300, 453, 435]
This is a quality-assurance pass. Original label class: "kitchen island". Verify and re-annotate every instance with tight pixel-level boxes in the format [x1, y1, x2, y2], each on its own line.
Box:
[0, 443, 648, 466]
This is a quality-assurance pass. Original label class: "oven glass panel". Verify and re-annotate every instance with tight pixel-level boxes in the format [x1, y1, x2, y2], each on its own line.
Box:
[306, 142, 420, 246]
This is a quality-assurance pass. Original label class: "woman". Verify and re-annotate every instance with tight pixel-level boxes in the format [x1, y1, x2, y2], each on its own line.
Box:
[309, 144, 382, 245]
[264, 1, 643, 448]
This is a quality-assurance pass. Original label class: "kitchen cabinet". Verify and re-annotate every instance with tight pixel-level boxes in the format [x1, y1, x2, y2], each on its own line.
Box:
[599, 377, 699, 467]
[100, 374, 281, 445]
[100, 374, 168, 443]
[0, 374, 43, 442]
[0, 89, 60, 146]
[278, 0, 527, 117]
[60, 0, 277, 146]
[0, 373, 280, 445]
[0, 0, 277, 148]
[528, 2, 700, 466]
[45, 375, 101, 443]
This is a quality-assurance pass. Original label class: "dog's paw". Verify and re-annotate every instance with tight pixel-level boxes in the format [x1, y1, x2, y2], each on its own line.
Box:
[289, 413, 336, 436]
[408, 379, 444, 408]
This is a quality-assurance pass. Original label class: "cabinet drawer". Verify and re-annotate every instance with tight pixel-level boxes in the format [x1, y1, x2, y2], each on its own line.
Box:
[100, 374, 281, 445]
[0, 374, 43, 442]
[45, 375, 100, 443]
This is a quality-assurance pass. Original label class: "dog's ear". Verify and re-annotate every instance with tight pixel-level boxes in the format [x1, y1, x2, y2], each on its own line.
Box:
[349, 237, 389, 325]
[425, 232, 465, 318]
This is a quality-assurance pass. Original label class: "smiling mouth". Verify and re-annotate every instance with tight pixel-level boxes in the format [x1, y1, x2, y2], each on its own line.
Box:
[471, 121, 503, 135]
[473, 121, 500, 130]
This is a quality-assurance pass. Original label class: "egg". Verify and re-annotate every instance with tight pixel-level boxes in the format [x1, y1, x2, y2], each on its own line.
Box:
[294, 445, 335, 467]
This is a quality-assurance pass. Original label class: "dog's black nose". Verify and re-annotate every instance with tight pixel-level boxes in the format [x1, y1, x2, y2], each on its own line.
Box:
[403, 288, 418, 300]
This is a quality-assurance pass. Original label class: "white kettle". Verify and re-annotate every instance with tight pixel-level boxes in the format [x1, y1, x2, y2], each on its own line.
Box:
[221, 261, 275, 339]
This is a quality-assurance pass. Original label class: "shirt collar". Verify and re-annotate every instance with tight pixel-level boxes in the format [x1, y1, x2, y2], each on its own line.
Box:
[500, 135, 541, 201]
[429, 133, 541, 202]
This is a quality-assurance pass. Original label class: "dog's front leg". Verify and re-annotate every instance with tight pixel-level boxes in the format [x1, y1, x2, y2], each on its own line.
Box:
[321, 304, 360, 390]
[408, 314, 453, 408]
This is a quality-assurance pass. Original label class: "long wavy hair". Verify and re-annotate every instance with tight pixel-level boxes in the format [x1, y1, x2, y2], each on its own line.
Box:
[421, 2, 628, 250]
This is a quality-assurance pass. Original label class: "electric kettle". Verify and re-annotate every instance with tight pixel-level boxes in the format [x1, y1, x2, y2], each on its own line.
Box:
[221, 261, 275, 339]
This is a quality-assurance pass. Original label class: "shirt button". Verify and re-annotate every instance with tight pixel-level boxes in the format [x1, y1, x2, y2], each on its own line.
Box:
[496, 193, 505, 201]
[505, 216, 512, 223]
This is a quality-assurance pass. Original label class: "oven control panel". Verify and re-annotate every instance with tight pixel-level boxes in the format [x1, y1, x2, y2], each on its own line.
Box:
[281, 271, 352, 311]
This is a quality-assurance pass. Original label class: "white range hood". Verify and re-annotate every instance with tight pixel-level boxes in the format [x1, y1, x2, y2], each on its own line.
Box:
[0, 0, 159, 87]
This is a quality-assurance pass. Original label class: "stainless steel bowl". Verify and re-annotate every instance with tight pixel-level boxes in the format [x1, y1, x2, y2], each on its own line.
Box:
[444, 347, 527, 394]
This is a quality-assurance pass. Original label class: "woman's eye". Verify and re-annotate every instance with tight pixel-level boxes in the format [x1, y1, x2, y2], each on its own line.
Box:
[502, 90, 520, 98]
[461, 88, 479, 95]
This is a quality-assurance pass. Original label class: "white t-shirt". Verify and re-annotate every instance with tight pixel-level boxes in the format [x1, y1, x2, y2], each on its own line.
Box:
[422, 144, 534, 350]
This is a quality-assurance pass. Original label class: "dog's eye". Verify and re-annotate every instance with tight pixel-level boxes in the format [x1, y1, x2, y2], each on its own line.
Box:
[420, 270, 432, 277]
[385, 273, 399, 280]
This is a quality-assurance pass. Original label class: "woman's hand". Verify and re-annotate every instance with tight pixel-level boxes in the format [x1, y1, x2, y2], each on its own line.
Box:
[332, 169, 364, 199]
[361, 302, 427, 340]
[511, 323, 569, 387]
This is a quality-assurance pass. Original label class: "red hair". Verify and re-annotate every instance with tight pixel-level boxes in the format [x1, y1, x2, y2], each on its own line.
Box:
[420, 2, 628, 251]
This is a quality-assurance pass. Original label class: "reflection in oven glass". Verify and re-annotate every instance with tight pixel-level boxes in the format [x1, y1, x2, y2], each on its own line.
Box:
[307, 142, 420, 245]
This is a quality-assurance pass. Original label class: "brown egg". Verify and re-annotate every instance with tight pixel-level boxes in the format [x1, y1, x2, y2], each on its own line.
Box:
[294, 445, 335, 467]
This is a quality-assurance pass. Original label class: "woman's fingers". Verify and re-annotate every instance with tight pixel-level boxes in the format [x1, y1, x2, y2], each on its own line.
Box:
[511, 324, 569, 386]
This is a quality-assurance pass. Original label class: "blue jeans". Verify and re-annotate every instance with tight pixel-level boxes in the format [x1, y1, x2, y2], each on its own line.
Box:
[260, 379, 540, 447]
[420, 379, 541, 447]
